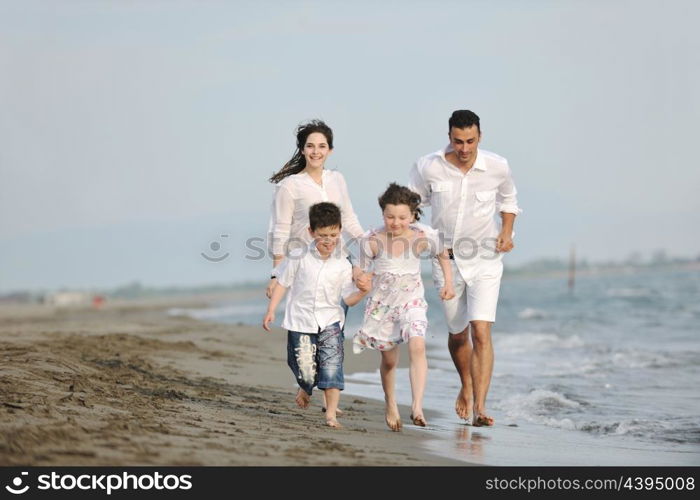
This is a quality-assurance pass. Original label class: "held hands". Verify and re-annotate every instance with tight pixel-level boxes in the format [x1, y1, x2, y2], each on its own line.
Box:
[355, 272, 373, 293]
[439, 285, 455, 301]
[262, 310, 275, 332]
[265, 278, 277, 299]
[496, 231, 514, 253]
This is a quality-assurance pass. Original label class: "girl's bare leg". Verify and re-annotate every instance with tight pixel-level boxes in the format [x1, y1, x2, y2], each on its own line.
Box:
[380, 348, 402, 431]
[408, 336, 427, 426]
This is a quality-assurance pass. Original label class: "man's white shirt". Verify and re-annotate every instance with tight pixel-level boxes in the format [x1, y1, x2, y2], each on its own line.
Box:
[276, 243, 356, 333]
[409, 146, 522, 283]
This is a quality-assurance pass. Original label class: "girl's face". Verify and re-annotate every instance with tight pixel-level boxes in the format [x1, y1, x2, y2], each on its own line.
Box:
[382, 203, 414, 236]
[302, 132, 332, 170]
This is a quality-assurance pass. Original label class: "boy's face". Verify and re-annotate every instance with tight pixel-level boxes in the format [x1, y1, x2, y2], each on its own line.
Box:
[309, 225, 341, 255]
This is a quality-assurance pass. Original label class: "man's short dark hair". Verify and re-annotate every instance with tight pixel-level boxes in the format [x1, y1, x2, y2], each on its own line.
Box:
[309, 202, 342, 231]
[449, 110, 481, 133]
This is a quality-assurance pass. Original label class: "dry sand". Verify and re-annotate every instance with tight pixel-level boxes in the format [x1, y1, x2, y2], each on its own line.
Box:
[0, 295, 465, 466]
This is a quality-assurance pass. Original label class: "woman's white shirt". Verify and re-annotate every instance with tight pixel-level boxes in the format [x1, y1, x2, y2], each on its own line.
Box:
[268, 169, 364, 257]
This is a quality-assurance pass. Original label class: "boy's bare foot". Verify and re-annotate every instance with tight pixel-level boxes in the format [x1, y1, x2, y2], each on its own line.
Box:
[295, 388, 310, 409]
[322, 407, 343, 416]
[455, 388, 473, 422]
[473, 412, 495, 427]
[326, 418, 342, 428]
[385, 403, 402, 432]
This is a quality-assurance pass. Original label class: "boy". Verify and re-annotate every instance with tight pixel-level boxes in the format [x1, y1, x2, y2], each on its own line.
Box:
[263, 202, 369, 428]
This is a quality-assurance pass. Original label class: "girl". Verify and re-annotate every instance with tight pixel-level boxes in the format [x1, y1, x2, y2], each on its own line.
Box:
[354, 183, 455, 431]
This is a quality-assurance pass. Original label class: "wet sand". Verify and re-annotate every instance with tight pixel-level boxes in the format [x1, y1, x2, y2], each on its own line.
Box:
[0, 295, 465, 466]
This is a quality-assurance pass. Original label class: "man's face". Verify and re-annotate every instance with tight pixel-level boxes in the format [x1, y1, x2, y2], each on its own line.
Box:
[309, 225, 340, 255]
[448, 125, 481, 166]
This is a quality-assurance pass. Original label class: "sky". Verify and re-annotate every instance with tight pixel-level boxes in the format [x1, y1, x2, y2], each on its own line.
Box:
[1, 0, 699, 292]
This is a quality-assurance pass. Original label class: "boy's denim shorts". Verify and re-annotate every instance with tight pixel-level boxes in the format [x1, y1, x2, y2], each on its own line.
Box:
[287, 321, 344, 396]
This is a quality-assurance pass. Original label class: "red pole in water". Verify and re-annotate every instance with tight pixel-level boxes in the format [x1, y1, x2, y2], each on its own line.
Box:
[92, 295, 105, 309]
[568, 245, 576, 294]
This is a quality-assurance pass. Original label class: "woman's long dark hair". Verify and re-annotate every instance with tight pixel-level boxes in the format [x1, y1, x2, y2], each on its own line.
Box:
[269, 120, 334, 184]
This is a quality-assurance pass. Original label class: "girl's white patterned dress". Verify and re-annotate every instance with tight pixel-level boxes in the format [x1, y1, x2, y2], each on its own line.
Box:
[353, 223, 441, 353]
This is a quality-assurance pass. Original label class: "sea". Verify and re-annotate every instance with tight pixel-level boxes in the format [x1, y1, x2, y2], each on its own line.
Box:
[169, 266, 700, 465]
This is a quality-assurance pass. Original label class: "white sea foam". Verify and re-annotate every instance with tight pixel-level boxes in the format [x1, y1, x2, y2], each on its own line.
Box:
[497, 390, 595, 433]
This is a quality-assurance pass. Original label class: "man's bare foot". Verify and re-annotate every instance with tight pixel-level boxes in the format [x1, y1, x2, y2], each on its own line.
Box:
[326, 418, 342, 428]
[473, 412, 495, 427]
[295, 388, 310, 409]
[385, 403, 402, 432]
[455, 388, 473, 422]
[322, 407, 343, 416]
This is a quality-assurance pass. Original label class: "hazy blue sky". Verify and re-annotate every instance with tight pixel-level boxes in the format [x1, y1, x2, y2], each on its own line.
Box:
[1, 0, 698, 291]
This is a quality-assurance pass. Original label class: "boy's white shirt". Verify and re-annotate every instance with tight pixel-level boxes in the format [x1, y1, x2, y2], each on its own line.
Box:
[276, 242, 357, 333]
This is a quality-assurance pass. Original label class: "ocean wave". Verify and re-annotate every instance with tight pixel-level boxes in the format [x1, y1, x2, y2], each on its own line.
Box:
[496, 333, 584, 354]
[498, 390, 700, 444]
[344, 370, 381, 383]
[541, 347, 700, 377]
[518, 308, 549, 320]
[579, 418, 700, 444]
[609, 348, 700, 370]
[498, 389, 584, 417]
[606, 287, 656, 298]
[168, 304, 265, 320]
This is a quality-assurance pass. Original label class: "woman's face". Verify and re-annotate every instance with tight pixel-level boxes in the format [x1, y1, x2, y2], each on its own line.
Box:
[302, 132, 332, 169]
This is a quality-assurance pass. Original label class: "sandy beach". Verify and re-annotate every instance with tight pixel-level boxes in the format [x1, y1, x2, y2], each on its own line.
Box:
[0, 294, 465, 466]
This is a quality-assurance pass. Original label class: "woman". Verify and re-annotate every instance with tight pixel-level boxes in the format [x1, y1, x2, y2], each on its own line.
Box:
[267, 120, 366, 298]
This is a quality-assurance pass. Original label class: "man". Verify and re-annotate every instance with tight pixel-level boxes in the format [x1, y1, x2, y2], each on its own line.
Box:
[409, 110, 521, 426]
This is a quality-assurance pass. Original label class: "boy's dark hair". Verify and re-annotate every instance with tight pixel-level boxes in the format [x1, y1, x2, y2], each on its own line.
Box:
[309, 202, 342, 231]
[448, 109, 481, 133]
[378, 183, 423, 221]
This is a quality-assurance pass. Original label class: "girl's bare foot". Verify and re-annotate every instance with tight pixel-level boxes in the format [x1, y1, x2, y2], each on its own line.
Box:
[410, 413, 427, 427]
[385, 403, 402, 432]
[473, 412, 495, 427]
[295, 388, 310, 409]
